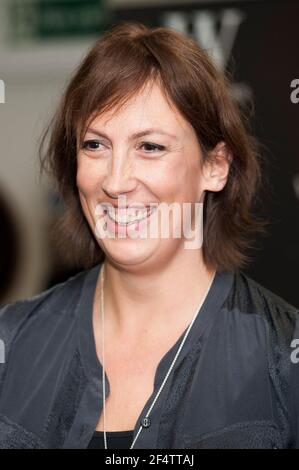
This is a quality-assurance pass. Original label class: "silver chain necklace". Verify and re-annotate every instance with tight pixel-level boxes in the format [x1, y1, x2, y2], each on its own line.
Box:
[100, 262, 215, 449]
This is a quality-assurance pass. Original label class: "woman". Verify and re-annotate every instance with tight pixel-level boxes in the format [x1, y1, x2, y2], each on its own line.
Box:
[0, 22, 298, 450]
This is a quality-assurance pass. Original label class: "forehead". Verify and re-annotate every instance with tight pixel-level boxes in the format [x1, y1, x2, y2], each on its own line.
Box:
[88, 81, 193, 137]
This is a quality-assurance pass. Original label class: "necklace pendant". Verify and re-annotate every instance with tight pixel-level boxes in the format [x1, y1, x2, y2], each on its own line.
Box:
[140, 417, 151, 428]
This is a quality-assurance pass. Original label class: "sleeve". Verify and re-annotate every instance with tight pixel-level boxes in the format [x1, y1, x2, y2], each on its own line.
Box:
[0, 270, 84, 403]
[0, 300, 35, 394]
[0, 284, 63, 396]
[0, 305, 9, 364]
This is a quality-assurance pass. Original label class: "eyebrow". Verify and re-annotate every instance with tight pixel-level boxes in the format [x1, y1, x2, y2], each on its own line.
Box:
[85, 127, 178, 141]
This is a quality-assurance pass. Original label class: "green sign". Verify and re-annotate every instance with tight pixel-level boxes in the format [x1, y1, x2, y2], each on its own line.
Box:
[9, 0, 111, 42]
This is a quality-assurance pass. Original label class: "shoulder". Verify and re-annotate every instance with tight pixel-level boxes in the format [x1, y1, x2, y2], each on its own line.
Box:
[0, 265, 97, 368]
[222, 269, 299, 345]
[0, 266, 91, 322]
[220, 270, 299, 446]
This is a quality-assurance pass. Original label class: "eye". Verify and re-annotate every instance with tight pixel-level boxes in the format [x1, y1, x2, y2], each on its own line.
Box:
[81, 140, 105, 152]
[138, 142, 166, 153]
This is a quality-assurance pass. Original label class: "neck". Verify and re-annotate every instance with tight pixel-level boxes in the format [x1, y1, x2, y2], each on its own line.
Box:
[96, 249, 216, 340]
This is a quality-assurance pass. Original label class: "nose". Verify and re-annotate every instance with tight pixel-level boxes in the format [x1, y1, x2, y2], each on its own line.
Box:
[101, 151, 137, 199]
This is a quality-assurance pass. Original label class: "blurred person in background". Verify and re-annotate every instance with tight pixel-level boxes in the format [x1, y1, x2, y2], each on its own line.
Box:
[0, 22, 299, 449]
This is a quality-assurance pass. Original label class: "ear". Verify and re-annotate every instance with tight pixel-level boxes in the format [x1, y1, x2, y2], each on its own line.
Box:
[201, 141, 233, 192]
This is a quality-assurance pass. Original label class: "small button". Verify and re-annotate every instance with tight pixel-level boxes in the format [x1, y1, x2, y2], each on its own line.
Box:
[140, 417, 151, 428]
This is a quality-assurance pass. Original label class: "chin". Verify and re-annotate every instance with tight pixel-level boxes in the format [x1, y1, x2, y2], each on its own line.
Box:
[99, 237, 160, 268]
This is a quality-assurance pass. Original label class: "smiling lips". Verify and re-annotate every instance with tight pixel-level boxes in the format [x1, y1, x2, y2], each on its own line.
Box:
[101, 203, 158, 226]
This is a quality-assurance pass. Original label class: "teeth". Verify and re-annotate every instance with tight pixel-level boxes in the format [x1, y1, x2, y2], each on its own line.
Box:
[107, 207, 153, 224]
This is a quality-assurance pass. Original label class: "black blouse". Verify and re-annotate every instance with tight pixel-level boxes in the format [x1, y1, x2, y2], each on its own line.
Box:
[87, 430, 134, 449]
[1, 262, 299, 448]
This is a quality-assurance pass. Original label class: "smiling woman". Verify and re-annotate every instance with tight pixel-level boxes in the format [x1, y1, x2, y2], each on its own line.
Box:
[0, 22, 299, 450]
[39, 22, 265, 273]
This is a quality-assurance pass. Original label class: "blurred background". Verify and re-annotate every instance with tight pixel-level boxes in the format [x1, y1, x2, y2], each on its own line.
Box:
[0, 0, 298, 307]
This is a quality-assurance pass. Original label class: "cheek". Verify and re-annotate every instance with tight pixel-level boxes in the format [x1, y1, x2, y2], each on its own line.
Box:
[147, 158, 187, 191]
[176, 157, 203, 199]
[157, 161, 199, 202]
[76, 159, 101, 195]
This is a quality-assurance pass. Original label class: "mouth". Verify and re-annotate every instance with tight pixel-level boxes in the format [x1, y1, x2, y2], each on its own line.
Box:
[96, 202, 159, 237]
[105, 205, 158, 226]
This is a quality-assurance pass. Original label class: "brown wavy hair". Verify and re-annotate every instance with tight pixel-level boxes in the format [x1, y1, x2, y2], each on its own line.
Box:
[39, 21, 269, 273]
